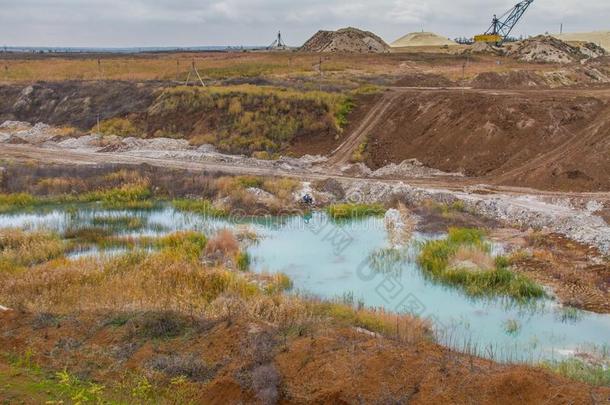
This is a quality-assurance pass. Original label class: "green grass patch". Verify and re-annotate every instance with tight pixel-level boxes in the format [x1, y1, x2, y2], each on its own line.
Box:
[83, 184, 154, 209]
[96, 117, 143, 137]
[417, 228, 545, 300]
[0, 193, 38, 213]
[91, 215, 146, 230]
[152, 231, 207, 261]
[236, 251, 251, 272]
[326, 203, 385, 220]
[172, 199, 227, 217]
[335, 97, 355, 128]
[542, 358, 610, 386]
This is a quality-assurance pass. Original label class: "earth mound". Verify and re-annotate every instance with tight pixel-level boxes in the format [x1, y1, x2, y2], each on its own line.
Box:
[505, 35, 606, 64]
[391, 32, 456, 47]
[554, 31, 610, 52]
[470, 71, 549, 89]
[462, 41, 504, 55]
[394, 73, 456, 87]
[300, 27, 389, 53]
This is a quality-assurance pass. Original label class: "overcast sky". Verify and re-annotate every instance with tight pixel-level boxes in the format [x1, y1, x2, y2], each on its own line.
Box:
[1, 0, 608, 48]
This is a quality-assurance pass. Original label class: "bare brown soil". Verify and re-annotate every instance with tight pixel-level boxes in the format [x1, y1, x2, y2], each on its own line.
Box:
[511, 233, 610, 313]
[359, 88, 610, 191]
[394, 73, 457, 87]
[0, 80, 163, 129]
[1, 310, 608, 404]
[290, 93, 382, 157]
[470, 71, 550, 89]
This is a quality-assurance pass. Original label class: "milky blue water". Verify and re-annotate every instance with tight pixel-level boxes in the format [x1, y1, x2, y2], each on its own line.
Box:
[1, 205, 608, 362]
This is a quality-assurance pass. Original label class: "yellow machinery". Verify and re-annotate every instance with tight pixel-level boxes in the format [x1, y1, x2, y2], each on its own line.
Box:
[475, 0, 534, 45]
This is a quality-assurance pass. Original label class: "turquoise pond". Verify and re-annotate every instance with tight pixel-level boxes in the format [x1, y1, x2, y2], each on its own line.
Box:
[1, 205, 608, 363]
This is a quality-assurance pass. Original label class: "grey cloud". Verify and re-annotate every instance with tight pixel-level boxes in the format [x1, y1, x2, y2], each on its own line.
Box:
[0, 0, 607, 47]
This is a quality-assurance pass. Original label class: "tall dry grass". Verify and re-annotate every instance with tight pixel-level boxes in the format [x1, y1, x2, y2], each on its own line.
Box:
[0, 228, 66, 270]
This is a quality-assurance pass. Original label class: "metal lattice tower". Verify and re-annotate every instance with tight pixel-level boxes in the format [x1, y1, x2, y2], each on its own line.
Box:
[268, 31, 287, 50]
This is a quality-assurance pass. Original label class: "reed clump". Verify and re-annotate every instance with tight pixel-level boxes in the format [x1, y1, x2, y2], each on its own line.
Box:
[418, 228, 545, 300]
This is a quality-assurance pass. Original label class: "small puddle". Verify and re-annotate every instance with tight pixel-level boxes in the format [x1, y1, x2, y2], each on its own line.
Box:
[2, 205, 609, 363]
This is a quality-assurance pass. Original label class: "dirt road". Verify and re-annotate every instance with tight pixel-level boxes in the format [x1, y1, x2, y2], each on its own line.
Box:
[3, 144, 609, 200]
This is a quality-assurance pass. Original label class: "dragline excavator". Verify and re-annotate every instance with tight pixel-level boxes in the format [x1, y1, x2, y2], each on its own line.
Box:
[475, 0, 534, 45]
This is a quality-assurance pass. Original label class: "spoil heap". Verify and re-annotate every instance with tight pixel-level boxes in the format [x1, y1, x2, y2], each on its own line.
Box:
[505, 35, 606, 63]
[391, 32, 456, 47]
[300, 27, 389, 53]
[554, 31, 610, 52]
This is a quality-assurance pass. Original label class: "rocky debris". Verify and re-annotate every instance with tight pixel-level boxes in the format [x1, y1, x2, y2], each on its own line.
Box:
[300, 27, 389, 53]
[313, 178, 346, 200]
[384, 205, 417, 248]
[98, 137, 191, 152]
[371, 159, 463, 178]
[341, 181, 610, 255]
[340, 162, 373, 177]
[196, 144, 217, 153]
[246, 187, 276, 202]
[339, 160, 463, 179]
[504, 35, 606, 64]
[0, 122, 54, 144]
[56, 134, 102, 149]
[0, 120, 31, 130]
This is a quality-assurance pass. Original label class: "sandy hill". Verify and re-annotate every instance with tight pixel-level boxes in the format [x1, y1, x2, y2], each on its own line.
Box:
[300, 27, 389, 53]
[554, 31, 610, 52]
[391, 32, 456, 47]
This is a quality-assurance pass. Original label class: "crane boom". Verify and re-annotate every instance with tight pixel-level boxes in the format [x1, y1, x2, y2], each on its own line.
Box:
[475, 0, 534, 45]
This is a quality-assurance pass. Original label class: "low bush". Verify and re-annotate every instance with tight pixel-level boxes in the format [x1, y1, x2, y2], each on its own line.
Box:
[205, 229, 240, 258]
[96, 117, 143, 137]
[262, 178, 300, 201]
[127, 311, 187, 339]
[236, 251, 251, 272]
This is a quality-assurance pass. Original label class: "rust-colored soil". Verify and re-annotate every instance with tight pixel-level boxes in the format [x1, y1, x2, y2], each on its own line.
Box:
[1, 311, 608, 404]
[511, 233, 610, 313]
[360, 89, 610, 191]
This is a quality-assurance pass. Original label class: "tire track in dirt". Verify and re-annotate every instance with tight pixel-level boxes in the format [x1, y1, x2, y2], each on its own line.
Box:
[327, 91, 401, 166]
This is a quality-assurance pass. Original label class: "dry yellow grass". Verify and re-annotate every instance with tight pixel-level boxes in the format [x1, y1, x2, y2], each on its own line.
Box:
[1, 50, 557, 83]
[0, 229, 66, 270]
[448, 245, 496, 272]
[0, 52, 399, 82]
